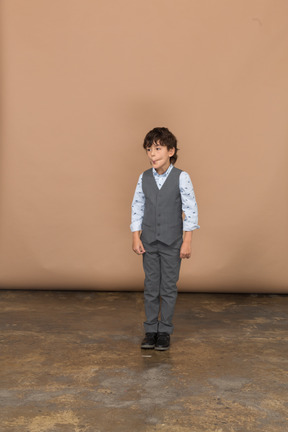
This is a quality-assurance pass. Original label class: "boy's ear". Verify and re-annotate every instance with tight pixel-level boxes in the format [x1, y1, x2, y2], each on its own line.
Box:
[169, 148, 175, 157]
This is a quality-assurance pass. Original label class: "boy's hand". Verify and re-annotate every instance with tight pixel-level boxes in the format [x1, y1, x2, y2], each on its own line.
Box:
[132, 231, 146, 255]
[180, 242, 191, 259]
[180, 231, 193, 259]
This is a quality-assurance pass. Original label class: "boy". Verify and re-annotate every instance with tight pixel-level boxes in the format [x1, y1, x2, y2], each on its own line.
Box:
[131, 127, 199, 350]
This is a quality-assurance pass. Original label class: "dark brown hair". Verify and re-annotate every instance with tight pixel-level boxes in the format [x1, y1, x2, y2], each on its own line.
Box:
[143, 127, 178, 164]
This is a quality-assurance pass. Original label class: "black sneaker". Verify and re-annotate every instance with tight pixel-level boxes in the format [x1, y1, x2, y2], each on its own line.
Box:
[155, 332, 170, 351]
[141, 332, 157, 349]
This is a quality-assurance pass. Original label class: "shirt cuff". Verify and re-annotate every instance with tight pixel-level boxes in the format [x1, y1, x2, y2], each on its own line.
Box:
[183, 223, 200, 231]
[130, 221, 142, 232]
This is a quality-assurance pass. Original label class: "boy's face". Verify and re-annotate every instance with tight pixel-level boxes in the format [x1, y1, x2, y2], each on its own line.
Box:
[146, 141, 175, 174]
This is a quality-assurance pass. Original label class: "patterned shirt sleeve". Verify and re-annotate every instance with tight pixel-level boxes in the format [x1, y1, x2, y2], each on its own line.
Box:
[130, 173, 145, 232]
[179, 171, 200, 231]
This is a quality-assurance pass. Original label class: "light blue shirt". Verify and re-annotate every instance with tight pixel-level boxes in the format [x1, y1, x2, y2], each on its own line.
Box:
[130, 164, 200, 232]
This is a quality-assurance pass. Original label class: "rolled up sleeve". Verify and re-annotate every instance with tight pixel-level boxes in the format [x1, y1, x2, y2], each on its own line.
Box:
[130, 174, 145, 232]
[179, 171, 200, 231]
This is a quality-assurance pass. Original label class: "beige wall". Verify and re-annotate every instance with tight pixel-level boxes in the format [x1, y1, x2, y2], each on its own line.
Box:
[1, 0, 288, 291]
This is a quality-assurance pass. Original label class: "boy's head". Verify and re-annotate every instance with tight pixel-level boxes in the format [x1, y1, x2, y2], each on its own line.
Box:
[143, 127, 178, 165]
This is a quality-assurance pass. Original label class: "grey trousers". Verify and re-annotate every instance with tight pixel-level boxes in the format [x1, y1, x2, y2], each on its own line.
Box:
[142, 239, 182, 335]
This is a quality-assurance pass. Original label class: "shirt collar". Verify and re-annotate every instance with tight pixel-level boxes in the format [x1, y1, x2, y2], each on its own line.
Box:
[152, 164, 174, 178]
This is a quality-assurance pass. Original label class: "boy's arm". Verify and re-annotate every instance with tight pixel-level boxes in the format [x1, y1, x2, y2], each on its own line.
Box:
[179, 171, 199, 259]
[132, 231, 146, 255]
[180, 231, 193, 259]
[131, 174, 145, 255]
[179, 172, 200, 232]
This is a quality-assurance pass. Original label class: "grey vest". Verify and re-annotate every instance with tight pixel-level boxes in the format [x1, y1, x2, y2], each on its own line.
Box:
[141, 167, 183, 245]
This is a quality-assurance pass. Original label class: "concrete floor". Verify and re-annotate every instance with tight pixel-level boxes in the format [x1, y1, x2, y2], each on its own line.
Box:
[0, 291, 288, 432]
